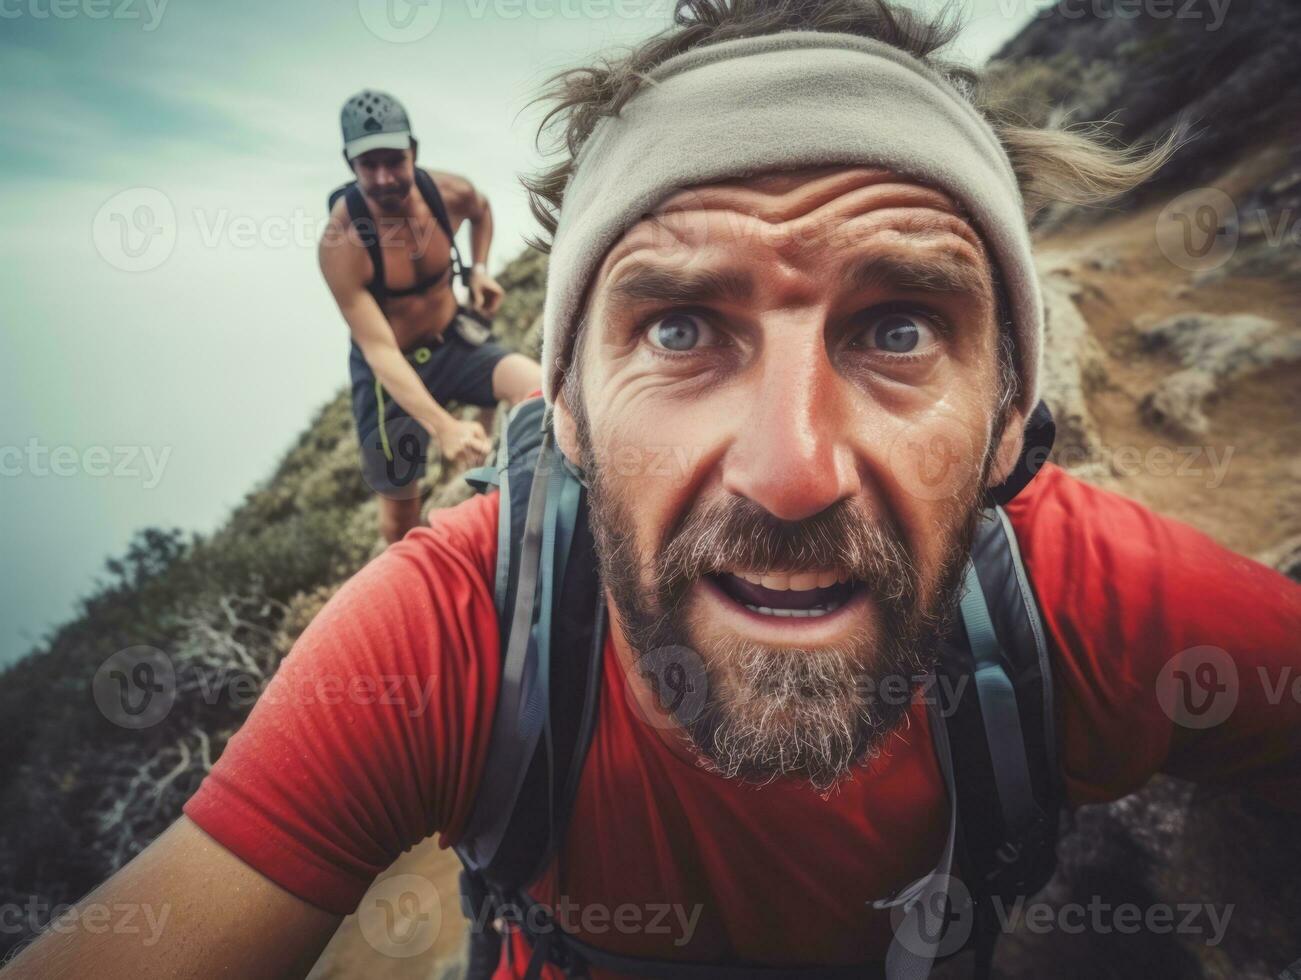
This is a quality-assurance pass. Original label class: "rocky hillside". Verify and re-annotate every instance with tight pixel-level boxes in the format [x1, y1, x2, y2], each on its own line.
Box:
[0, 246, 548, 972]
[2, 3, 1298, 977]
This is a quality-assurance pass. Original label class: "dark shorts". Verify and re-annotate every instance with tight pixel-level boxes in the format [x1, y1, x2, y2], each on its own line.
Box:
[350, 307, 510, 499]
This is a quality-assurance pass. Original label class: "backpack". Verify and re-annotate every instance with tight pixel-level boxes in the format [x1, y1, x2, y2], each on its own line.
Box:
[454, 397, 1063, 980]
[326, 168, 470, 302]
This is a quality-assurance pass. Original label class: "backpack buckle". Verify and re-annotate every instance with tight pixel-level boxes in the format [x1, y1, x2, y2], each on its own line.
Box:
[994, 839, 1022, 866]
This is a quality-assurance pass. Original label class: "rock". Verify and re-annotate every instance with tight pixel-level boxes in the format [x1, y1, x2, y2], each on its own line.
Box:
[1084, 250, 1123, 273]
[1036, 259, 1109, 465]
[1136, 313, 1300, 437]
[1139, 370, 1219, 436]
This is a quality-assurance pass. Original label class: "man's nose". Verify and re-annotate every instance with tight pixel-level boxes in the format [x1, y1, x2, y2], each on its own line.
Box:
[720, 332, 862, 522]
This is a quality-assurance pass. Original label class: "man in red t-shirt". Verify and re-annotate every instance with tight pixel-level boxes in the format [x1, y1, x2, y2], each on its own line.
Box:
[6, 4, 1298, 980]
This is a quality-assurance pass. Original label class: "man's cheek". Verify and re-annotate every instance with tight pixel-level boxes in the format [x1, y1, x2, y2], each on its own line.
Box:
[880, 408, 986, 506]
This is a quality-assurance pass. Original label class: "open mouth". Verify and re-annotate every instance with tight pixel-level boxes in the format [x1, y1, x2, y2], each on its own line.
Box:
[706, 569, 861, 619]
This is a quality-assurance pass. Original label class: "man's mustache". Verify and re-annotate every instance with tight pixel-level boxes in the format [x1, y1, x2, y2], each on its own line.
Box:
[652, 495, 918, 609]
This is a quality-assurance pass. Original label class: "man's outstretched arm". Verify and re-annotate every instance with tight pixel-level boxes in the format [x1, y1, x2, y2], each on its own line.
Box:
[3, 495, 503, 979]
[1, 816, 340, 980]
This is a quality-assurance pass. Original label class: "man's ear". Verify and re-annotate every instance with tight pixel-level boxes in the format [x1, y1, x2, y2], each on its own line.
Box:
[342, 150, 355, 173]
[552, 382, 581, 467]
[986, 402, 1028, 491]
[409, 138, 419, 164]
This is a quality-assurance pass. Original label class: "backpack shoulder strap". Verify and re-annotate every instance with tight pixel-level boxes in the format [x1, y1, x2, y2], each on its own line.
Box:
[414, 168, 470, 289]
[455, 399, 604, 897]
[327, 180, 387, 302]
[939, 506, 1060, 920]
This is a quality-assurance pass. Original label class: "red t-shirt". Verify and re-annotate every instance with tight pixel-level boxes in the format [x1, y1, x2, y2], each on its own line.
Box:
[183, 463, 1301, 975]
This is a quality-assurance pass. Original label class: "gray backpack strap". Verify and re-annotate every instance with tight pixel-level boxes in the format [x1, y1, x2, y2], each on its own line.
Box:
[456, 398, 602, 894]
[457, 436, 554, 871]
[947, 506, 1060, 980]
[881, 691, 962, 980]
[960, 560, 1039, 842]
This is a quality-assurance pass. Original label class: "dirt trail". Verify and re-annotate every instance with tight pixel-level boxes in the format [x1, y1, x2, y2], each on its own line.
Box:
[1033, 184, 1300, 559]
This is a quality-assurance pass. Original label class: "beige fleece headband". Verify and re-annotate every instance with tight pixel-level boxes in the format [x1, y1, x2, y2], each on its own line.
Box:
[541, 30, 1042, 417]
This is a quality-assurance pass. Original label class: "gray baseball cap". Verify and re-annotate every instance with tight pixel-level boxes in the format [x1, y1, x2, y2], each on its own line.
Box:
[341, 90, 413, 160]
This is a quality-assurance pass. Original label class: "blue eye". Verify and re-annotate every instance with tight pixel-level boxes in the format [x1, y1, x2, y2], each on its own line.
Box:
[858, 311, 939, 354]
[648, 312, 708, 352]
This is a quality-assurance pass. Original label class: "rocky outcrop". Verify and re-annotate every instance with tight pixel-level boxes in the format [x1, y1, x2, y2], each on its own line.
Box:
[1035, 253, 1110, 474]
[988, 0, 1301, 220]
[1136, 313, 1301, 436]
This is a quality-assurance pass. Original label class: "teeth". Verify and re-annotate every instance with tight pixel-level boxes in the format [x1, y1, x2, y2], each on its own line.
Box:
[731, 570, 850, 592]
[742, 600, 843, 618]
[787, 571, 819, 591]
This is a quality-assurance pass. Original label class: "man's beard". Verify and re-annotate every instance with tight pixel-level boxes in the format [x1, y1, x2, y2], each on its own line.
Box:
[371, 183, 411, 214]
[577, 421, 992, 793]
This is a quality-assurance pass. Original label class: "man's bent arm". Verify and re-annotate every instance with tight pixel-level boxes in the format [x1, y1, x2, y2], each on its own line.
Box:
[462, 180, 494, 269]
[0, 816, 340, 980]
[318, 228, 458, 438]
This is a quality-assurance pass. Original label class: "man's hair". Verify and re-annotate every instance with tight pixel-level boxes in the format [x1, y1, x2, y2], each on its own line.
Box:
[534, 0, 1182, 420]
[523, 0, 1181, 246]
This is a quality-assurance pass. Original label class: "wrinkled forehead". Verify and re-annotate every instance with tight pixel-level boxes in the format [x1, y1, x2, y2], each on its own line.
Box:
[587, 165, 996, 313]
[540, 31, 1043, 414]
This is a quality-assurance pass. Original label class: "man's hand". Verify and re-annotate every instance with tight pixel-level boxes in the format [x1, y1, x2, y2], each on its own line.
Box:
[435, 417, 492, 468]
[468, 265, 504, 316]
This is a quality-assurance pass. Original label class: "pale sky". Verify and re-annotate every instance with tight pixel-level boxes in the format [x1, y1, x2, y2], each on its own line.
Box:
[0, 0, 1035, 667]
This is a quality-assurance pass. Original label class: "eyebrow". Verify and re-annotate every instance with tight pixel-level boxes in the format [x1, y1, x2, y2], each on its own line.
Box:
[602, 249, 992, 312]
[604, 266, 755, 309]
[840, 251, 992, 304]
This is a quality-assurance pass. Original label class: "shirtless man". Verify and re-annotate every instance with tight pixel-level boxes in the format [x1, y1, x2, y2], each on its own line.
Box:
[319, 90, 541, 543]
